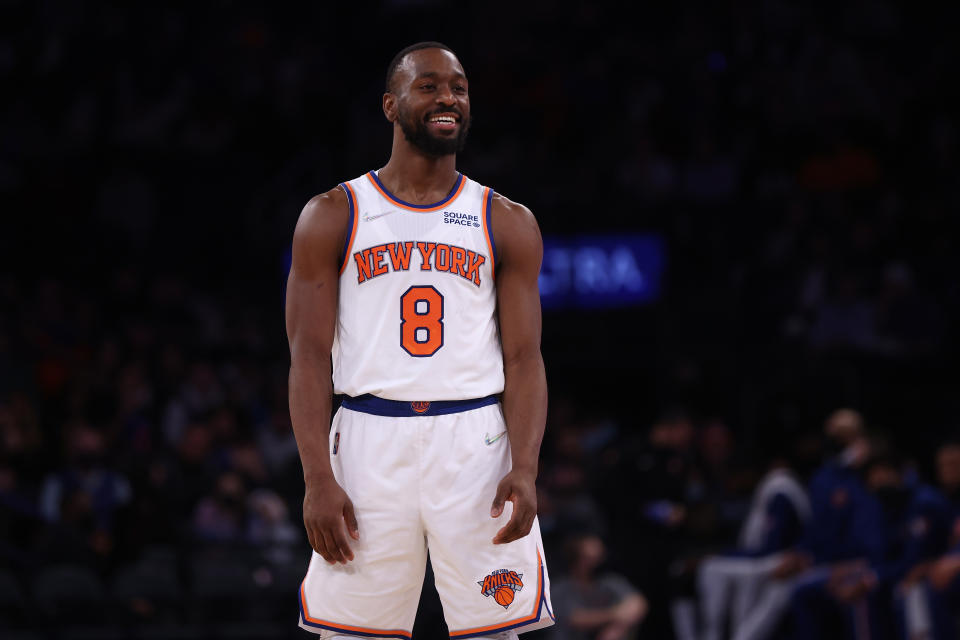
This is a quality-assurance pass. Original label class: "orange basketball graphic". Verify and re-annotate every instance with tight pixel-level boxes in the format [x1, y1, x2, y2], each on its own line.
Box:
[494, 585, 515, 607]
[478, 568, 524, 610]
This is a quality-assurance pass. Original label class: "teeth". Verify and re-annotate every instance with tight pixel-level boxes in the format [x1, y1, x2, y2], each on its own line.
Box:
[430, 116, 456, 123]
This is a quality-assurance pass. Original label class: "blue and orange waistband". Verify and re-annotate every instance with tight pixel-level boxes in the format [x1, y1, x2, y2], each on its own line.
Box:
[340, 394, 499, 417]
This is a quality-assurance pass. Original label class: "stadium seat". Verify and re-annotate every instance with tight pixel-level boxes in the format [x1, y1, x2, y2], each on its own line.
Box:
[134, 623, 207, 639]
[188, 552, 263, 623]
[0, 569, 27, 625]
[32, 564, 108, 624]
[211, 621, 288, 639]
[3, 632, 44, 640]
[58, 627, 127, 640]
[112, 561, 182, 622]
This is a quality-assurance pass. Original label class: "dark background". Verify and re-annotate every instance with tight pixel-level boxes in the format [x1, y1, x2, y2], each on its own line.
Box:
[1, 1, 958, 638]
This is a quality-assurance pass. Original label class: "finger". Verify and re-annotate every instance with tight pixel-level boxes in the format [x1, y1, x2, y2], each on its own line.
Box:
[520, 508, 536, 537]
[320, 529, 343, 564]
[343, 499, 360, 541]
[306, 525, 319, 556]
[328, 528, 349, 564]
[331, 521, 355, 563]
[493, 521, 520, 544]
[492, 509, 525, 544]
[491, 482, 511, 518]
[494, 502, 535, 544]
[311, 525, 333, 563]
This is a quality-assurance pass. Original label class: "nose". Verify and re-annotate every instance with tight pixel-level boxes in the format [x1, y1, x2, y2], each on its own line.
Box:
[435, 85, 455, 105]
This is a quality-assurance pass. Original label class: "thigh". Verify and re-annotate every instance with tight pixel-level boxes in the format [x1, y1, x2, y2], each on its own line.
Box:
[300, 408, 427, 638]
[419, 404, 555, 638]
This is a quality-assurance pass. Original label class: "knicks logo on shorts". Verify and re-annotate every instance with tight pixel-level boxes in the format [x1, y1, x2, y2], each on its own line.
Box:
[478, 569, 523, 609]
[411, 401, 431, 414]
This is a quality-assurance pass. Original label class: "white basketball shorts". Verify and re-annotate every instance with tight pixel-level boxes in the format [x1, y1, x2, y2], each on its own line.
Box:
[298, 395, 555, 639]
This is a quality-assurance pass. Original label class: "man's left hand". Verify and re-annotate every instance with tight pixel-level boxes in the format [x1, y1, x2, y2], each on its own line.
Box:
[491, 468, 537, 544]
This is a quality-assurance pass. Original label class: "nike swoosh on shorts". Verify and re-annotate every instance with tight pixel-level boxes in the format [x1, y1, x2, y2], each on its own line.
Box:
[484, 431, 507, 445]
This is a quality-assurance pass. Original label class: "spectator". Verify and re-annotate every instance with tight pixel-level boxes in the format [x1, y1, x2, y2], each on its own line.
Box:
[31, 424, 131, 571]
[914, 440, 960, 640]
[829, 451, 951, 639]
[697, 435, 811, 640]
[192, 470, 248, 542]
[552, 534, 648, 640]
[726, 409, 874, 639]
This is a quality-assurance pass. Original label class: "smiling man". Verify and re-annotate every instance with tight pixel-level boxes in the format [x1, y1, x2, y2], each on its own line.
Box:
[285, 42, 554, 640]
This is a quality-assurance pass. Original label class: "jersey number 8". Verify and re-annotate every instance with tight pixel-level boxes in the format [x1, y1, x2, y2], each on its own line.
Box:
[400, 286, 444, 357]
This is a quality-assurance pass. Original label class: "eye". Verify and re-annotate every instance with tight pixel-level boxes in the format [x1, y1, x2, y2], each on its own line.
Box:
[454, 85, 467, 93]
[420, 83, 435, 91]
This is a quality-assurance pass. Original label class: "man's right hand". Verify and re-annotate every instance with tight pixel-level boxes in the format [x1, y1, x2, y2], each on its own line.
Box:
[303, 476, 359, 564]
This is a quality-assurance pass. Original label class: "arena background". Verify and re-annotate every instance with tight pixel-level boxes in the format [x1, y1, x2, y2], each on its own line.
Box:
[1, 2, 959, 639]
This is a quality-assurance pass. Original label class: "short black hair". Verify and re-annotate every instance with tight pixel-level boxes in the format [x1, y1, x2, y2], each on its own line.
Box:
[385, 41, 456, 92]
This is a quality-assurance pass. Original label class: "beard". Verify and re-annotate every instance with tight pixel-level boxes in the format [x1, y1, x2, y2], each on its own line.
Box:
[398, 105, 471, 157]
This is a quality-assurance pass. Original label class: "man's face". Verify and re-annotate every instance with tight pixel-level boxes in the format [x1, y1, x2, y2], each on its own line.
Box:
[389, 48, 471, 156]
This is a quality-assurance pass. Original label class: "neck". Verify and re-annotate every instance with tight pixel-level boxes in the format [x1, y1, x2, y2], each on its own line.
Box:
[378, 130, 459, 203]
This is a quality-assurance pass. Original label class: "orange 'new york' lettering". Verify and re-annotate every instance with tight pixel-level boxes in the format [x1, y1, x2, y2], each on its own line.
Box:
[450, 246, 467, 277]
[465, 251, 486, 286]
[371, 244, 389, 276]
[354, 249, 372, 284]
[417, 242, 437, 271]
[435, 244, 450, 272]
[388, 242, 414, 271]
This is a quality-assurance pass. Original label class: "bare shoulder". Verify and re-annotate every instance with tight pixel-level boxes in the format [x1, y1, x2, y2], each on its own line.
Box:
[291, 186, 351, 274]
[491, 192, 539, 233]
[490, 192, 542, 262]
[295, 186, 350, 242]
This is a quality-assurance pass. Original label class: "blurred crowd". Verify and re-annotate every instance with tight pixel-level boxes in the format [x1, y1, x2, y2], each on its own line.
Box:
[2, 273, 960, 640]
[2, 0, 960, 638]
[4, 2, 958, 434]
[540, 406, 960, 640]
[0, 271, 309, 638]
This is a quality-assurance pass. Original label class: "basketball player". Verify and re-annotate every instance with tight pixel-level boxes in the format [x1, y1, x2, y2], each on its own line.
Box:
[285, 42, 554, 639]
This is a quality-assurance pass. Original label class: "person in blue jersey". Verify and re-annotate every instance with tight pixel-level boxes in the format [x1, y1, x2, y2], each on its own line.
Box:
[285, 42, 554, 639]
[697, 433, 812, 640]
[927, 548, 960, 639]
[713, 409, 876, 639]
[817, 450, 952, 640]
[913, 439, 960, 640]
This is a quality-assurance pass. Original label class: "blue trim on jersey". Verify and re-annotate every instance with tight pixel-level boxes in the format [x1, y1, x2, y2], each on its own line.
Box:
[338, 182, 355, 266]
[485, 188, 498, 270]
[368, 170, 464, 210]
[341, 394, 498, 417]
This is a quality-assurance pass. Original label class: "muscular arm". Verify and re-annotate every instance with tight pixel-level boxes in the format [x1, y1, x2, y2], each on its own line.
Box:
[489, 194, 548, 544]
[285, 187, 358, 564]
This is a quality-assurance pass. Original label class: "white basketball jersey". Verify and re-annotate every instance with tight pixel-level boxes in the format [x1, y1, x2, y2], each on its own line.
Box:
[331, 170, 504, 401]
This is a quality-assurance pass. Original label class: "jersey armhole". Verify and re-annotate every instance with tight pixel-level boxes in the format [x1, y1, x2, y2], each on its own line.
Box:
[482, 187, 498, 279]
[338, 182, 359, 275]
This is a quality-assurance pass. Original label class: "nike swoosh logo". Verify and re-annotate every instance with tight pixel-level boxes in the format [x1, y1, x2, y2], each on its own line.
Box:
[363, 211, 396, 222]
[484, 431, 507, 446]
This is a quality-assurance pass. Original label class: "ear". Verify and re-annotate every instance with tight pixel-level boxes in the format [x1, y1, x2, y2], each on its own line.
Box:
[383, 92, 398, 123]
